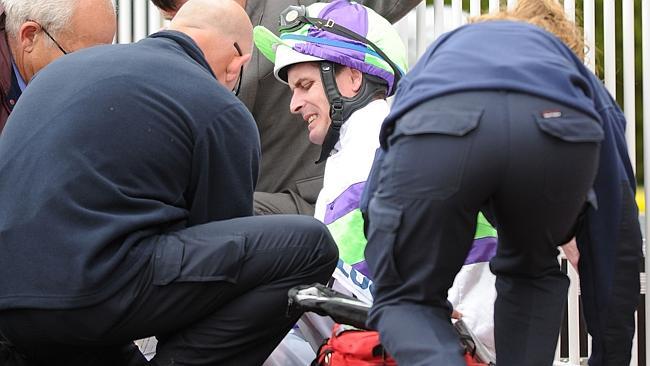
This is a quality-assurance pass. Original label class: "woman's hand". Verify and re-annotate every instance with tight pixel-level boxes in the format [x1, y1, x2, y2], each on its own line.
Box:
[561, 238, 580, 273]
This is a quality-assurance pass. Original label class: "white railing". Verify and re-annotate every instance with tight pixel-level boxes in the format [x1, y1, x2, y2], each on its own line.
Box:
[115, 0, 165, 44]
[121, 0, 649, 365]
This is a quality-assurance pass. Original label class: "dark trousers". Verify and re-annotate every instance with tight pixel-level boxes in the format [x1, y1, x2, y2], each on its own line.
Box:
[0, 215, 338, 366]
[581, 184, 642, 366]
[365, 91, 602, 366]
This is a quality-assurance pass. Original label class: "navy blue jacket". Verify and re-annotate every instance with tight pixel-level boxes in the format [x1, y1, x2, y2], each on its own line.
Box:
[0, 31, 260, 310]
[363, 21, 642, 365]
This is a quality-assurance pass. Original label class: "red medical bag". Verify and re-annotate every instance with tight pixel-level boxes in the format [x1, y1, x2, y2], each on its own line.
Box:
[312, 323, 491, 366]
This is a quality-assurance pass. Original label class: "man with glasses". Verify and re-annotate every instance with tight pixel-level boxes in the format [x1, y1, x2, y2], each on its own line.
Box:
[0, 0, 117, 134]
[0, 0, 338, 365]
[152, 0, 422, 217]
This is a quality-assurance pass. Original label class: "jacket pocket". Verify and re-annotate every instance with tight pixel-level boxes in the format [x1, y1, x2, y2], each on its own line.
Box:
[391, 108, 483, 142]
[534, 114, 604, 142]
[153, 232, 246, 285]
[152, 234, 184, 286]
[364, 200, 403, 286]
[387, 108, 483, 200]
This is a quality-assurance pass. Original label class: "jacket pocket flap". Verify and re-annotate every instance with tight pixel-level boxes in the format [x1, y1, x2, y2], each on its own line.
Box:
[534, 115, 604, 142]
[178, 234, 246, 283]
[396, 109, 483, 137]
[369, 201, 402, 233]
[152, 235, 184, 286]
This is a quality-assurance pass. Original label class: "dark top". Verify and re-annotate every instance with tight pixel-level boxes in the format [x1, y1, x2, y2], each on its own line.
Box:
[0, 30, 260, 310]
[374, 20, 637, 279]
[362, 21, 641, 351]
[379, 21, 605, 143]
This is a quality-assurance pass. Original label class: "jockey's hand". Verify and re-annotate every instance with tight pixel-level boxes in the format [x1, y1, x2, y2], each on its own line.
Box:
[452, 309, 462, 319]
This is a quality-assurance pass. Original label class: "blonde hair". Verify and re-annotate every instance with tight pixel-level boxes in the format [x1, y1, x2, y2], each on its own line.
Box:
[470, 0, 584, 59]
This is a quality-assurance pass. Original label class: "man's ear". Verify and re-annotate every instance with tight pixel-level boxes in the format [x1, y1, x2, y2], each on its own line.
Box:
[350, 68, 363, 93]
[19, 21, 40, 52]
[225, 53, 251, 83]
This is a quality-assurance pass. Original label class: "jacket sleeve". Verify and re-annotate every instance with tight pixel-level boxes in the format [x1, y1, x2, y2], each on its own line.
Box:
[359, 0, 422, 23]
[186, 103, 260, 225]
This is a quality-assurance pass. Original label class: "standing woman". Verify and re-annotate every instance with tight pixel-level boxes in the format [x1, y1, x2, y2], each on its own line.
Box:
[362, 1, 642, 365]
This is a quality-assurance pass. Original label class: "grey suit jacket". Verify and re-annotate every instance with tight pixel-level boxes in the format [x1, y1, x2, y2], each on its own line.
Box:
[242, 0, 421, 215]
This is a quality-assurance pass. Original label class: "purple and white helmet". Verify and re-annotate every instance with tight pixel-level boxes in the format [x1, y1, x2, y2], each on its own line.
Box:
[253, 0, 408, 96]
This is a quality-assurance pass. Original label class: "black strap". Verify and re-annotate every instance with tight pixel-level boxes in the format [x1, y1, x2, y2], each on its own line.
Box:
[315, 62, 388, 164]
[315, 62, 344, 164]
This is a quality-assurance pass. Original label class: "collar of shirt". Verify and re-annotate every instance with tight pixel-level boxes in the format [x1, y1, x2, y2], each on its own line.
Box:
[11, 60, 26, 92]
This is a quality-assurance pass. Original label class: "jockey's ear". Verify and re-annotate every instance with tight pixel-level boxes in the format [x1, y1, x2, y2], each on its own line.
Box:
[336, 66, 363, 98]
[350, 68, 363, 94]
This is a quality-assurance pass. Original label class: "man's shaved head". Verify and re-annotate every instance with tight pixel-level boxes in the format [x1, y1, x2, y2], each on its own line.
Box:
[170, 0, 252, 54]
[169, 0, 253, 89]
[151, 0, 245, 19]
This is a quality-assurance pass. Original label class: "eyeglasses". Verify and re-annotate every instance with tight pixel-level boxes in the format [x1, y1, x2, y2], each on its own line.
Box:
[232, 42, 243, 96]
[27, 19, 69, 55]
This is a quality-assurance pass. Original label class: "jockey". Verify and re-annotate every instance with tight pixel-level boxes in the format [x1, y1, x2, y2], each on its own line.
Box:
[254, 0, 498, 357]
[254, 0, 406, 281]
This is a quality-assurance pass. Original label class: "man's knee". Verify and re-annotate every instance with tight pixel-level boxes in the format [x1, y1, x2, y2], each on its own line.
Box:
[280, 216, 338, 277]
[293, 216, 339, 265]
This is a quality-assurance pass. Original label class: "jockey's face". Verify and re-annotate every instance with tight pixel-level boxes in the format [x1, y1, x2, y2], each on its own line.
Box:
[287, 62, 360, 145]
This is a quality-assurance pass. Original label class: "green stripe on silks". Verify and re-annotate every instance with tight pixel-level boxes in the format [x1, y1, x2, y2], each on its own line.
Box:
[327, 208, 367, 265]
[475, 212, 497, 239]
[327, 209, 497, 266]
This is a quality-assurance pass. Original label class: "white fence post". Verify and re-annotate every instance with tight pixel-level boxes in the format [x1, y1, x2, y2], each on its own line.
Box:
[433, 0, 445, 40]
[489, 0, 500, 14]
[583, 0, 596, 72]
[623, 0, 636, 173]
[469, 0, 481, 18]
[603, 0, 616, 95]
[642, 0, 650, 363]
[564, 0, 575, 23]
[415, 1, 427, 60]
[567, 266, 580, 365]
[117, 0, 132, 44]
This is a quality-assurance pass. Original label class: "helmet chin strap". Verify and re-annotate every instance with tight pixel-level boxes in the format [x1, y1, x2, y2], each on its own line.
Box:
[315, 61, 387, 164]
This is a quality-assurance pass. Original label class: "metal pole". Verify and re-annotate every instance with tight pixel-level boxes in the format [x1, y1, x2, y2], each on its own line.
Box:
[415, 1, 427, 60]
[623, 0, 636, 173]
[489, 0, 500, 14]
[603, 0, 616, 96]
[567, 266, 580, 365]
[583, 0, 596, 71]
[451, 0, 463, 29]
[564, 0, 575, 22]
[133, 0, 147, 41]
[117, 0, 132, 44]
[470, 0, 481, 18]
[642, 0, 650, 364]
[433, 0, 445, 40]
[148, 2, 164, 34]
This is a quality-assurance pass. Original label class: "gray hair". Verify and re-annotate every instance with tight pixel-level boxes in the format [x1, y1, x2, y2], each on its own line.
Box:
[2, 0, 115, 40]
